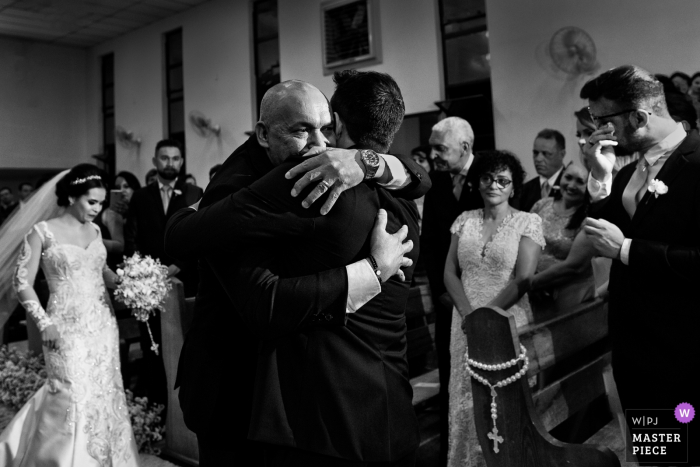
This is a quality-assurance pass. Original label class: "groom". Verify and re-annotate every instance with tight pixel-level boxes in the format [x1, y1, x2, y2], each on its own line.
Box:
[166, 75, 428, 465]
[581, 65, 700, 463]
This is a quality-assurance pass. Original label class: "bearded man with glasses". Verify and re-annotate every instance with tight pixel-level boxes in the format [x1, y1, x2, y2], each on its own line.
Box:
[581, 65, 700, 464]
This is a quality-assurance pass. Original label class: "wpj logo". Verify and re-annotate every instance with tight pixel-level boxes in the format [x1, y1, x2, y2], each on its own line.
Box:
[626, 404, 693, 463]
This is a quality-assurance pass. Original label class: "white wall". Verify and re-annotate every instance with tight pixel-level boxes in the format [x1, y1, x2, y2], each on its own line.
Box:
[87, 0, 254, 189]
[278, 0, 443, 116]
[0, 36, 88, 169]
[487, 0, 700, 180]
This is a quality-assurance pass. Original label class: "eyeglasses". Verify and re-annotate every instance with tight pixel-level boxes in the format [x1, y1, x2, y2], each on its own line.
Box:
[588, 108, 652, 127]
[479, 174, 512, 190]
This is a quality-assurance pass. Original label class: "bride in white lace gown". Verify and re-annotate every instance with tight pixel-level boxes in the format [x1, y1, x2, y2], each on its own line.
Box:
[0, 165, 139, 467]
[443, 152, 544, 467]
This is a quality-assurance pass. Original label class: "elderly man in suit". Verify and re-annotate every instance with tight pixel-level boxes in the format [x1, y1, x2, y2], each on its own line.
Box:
[166, 74, 429, 465]
[582, 65, 700, 464]
[519, 129, 566, 212]
[419, 116, 484, 465]
[125, 138, 203, 407]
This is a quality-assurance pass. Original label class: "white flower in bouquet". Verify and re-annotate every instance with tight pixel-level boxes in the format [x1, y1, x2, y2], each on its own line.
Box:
[114, 253, 171, 354]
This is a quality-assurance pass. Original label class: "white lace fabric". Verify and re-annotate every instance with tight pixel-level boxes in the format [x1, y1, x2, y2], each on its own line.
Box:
[447, 209, 544, 467]
[2, 221, 138, 466]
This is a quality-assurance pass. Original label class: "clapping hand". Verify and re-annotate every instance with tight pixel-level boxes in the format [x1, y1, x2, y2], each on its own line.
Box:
[370, 209, 413, 282]
[285, 147, 366, 215]
[582, 122, 618, 181]
[582, 217, 625, 259]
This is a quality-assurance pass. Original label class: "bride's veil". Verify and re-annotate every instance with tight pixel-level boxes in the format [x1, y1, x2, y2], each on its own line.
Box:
[0, 169, 69, 333]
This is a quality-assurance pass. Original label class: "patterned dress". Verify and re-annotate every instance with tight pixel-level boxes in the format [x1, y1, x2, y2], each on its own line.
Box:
[447, 210, 544, 467]
[530, 198, 595, 308]
[0, 221, 139, 466]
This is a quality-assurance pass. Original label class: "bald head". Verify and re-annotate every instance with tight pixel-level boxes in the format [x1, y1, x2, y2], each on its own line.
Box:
[255, 80, 334, 166]
[259, 80, 328, 126]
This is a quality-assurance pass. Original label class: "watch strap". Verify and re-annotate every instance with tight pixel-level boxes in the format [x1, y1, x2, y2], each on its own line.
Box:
[367, 255, 383, 283]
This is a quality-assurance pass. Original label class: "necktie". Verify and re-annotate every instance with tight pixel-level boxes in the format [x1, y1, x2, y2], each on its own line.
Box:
[452, 173, 466, 200]
[622, 157, 666, 218]
[161, 185, 172, 213]
[540, 181, 550, 199]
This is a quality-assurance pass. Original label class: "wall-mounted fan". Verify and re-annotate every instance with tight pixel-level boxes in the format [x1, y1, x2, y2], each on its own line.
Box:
[189, 111, 221, 137]
[115, 126, 141, 149]
[549, 27, 598, 75]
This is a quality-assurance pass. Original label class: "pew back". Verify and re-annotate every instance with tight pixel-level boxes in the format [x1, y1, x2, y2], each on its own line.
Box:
[463, 304, 622, 467]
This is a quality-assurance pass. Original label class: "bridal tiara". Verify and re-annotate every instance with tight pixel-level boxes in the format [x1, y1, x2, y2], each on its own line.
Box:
[70, 175, 102, 186]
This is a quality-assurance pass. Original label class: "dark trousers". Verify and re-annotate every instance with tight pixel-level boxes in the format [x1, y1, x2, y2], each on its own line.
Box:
[137, 313, 167, 407]
[433, 299, 452, 467]
[197, 431, 262, 466]
[263, 444, 416, 467]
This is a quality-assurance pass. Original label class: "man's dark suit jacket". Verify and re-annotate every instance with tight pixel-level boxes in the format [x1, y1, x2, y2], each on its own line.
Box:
[174, 156, 422, 461]
[125, 178, 202, 296]
[165, 136, 429, 457]
[517, 169, 564, 213]
[592, 132, 700, 461]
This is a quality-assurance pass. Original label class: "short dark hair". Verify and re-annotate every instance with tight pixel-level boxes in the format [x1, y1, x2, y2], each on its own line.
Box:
[411, 145, 431, 156]
[536, 129, 566, 151]
[0, 186, 11, 195]
[471, 150, 526, 199]
[330, 70, 405, 152]
[114, 171, 142, 191]
[56, 164, 107, 207]
[690, 72, 700, 84]
[580, 65, 668, 114]
[209, 164, 222, 178]
[671, 71, 691, 84]
[155, 139, 183, 157]
[145, 168, 158, 184]
[18, 182, 33, 191]
[666, 93, 698, 130]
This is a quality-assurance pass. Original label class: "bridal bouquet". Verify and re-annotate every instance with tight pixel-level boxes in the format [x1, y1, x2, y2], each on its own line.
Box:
[114, 252, 171, 355]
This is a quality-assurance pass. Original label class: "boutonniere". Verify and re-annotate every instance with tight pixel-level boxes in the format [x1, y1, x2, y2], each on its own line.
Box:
[173, 189, 182, 196]
[647, 179, 668, 198]
[551, 185, 560, 192]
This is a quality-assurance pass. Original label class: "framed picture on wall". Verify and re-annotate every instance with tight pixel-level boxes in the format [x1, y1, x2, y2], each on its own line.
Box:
[321, 0, 382, 74]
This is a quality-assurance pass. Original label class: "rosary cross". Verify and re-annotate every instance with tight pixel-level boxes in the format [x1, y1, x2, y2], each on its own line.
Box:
[487, 425, 504, 453]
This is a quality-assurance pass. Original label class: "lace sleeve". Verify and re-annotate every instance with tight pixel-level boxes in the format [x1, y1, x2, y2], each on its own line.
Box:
[13, 228, 53, 331]
[522, 213, 546, 249]
[449, 211, 472, 236]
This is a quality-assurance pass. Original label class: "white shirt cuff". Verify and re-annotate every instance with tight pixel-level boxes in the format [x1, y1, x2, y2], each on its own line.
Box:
[587, 173, 613, 202]
[346, 259, 382, 313]
[620, 238, 632, 265]
[377, 154, 410, 189]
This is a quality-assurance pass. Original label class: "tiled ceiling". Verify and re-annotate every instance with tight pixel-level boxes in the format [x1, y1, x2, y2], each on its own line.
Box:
[0, 0, 210, 48]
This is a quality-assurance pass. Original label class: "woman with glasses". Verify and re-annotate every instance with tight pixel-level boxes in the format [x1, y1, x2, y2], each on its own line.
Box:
[443, 150, 544, 467]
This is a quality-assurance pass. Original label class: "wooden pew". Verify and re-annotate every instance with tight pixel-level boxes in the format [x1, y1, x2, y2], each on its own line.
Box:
[160, 279, 199, 465]
[463, 303, 631, 466]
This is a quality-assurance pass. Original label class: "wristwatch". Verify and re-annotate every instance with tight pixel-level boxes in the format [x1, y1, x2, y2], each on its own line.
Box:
[367, 255, 383, 283]
[358, 149, 381, 180]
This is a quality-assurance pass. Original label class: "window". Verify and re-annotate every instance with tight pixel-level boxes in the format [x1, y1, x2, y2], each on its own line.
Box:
[165, 28, 186, 170]
[101, 53, 115, 178]
[253, 0, 280, 118]
[438, 0, 494, 150]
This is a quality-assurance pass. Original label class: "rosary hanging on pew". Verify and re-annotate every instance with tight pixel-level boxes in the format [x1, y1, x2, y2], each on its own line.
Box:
[464, 343, 529, 453]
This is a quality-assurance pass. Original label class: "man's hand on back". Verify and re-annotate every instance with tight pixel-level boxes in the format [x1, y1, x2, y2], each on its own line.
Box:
[370, 209, 413, 282]
[286, 147, 370, 215]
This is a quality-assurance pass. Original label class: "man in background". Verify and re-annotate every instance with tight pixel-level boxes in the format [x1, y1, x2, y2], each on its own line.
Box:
[420, 116, 483, 465]
[125, 139, 203, 407]
[0, 187, 18, 225]
[519, 129, 566, 212]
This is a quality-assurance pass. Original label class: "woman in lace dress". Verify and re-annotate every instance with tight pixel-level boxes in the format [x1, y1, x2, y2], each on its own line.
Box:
[443, 151, 544, 467]
[0, 164, 139, 466]
[529, 163, 595, 309]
